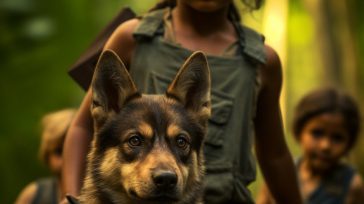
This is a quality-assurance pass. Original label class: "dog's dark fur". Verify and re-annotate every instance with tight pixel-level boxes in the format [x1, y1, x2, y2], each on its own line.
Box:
[77, 50, 211, 204]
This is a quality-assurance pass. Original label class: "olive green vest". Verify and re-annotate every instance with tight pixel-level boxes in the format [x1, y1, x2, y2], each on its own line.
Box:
[130, 9, 267, 204]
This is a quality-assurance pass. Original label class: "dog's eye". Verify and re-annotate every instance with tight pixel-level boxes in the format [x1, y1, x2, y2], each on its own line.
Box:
[128, 135, 143, 147]
[176, 135, 189, 149]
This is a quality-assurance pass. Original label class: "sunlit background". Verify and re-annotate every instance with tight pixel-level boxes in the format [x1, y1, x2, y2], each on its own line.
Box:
[1, 0, 363, 203]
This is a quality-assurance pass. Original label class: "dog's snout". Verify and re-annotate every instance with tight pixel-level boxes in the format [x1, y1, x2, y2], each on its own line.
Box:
[152, 170, 177, 189]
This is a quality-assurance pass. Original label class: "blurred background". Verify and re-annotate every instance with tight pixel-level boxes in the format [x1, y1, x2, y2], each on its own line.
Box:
[0, 0, 363, 203]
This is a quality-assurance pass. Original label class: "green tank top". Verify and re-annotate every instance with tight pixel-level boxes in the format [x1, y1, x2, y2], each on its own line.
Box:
[130, 8, 267, 204]
[295, 159, 355, 204]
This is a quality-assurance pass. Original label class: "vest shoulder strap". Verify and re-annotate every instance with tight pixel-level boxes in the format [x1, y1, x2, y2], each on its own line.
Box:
[133, 8, 166, 38]
[237, 24, 267, 64]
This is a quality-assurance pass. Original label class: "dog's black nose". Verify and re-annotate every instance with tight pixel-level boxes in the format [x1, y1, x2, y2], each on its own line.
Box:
[152, 170, 177, 189]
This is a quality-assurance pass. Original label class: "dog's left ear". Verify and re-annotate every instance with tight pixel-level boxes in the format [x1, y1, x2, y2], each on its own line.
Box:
[91, 50, 140, 126]
[167, 51, 211, 122]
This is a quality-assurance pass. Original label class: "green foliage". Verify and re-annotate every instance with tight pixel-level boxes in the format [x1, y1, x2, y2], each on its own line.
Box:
[285, 0, 321, 157]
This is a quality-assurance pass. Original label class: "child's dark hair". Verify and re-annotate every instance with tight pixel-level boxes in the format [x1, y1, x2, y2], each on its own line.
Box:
[293, 88, 361, 151]
[149, 0, 265, 22]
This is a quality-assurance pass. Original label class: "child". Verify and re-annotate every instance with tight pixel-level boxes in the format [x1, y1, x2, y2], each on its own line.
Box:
[15, 109, 76, 204]
[62, 1, 302, 203]
[257, 88, 364, 204]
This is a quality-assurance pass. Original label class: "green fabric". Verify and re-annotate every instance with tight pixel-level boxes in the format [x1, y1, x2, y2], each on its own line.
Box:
[130, 8, 267, 203]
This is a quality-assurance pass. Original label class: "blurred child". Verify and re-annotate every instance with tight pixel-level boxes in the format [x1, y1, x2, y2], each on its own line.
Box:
[15, 109, 76, 204]
[62, 0, 302, 203]
[257, 88, 364, 204]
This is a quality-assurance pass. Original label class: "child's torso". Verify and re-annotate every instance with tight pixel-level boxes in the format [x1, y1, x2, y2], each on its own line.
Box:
[298, 160, 355, 204]
[130, 8, 267, 203]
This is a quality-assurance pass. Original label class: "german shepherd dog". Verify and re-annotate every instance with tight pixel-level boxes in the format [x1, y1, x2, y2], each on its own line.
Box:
[75, 50, 211, 204]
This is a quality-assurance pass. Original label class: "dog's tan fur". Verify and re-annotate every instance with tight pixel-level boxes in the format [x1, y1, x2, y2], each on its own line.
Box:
[77, 50, 211, 204]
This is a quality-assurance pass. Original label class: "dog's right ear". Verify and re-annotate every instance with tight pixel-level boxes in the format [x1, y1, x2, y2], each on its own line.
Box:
[166, 51, 211, 124]
[91, 50, 139, 126]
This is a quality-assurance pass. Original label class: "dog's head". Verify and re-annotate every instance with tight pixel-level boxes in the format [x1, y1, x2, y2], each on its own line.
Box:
[88, 50, 210, 203]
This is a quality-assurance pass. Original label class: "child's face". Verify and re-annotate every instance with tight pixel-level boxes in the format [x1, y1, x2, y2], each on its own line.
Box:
[299, 113, 349, 172]
[48, 148, 63, 176]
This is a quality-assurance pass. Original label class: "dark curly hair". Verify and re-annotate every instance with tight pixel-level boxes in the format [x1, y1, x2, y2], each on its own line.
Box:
[149, 0, 265, 22]
[293, 88, 361, 151]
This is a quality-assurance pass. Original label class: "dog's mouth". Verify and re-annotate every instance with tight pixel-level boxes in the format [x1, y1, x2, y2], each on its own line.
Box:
[129, 189, 179, 202]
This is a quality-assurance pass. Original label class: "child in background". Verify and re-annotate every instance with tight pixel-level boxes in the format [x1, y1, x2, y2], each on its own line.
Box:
[257, 88, 364, 204]
[62, 0, 303, 203]
[15, 109, 76, 204]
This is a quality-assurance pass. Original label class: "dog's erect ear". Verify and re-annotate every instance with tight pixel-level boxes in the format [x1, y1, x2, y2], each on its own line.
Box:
[91, 50, 139, 125]
[166, 51, 211, 121]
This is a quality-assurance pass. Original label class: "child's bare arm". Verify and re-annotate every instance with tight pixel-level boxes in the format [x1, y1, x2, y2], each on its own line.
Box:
[346, 173, 364, 204]
[254, 45, 303, 204]
[62, 90, 94, 197]
[256, 183, 276, 204]
[103, 18, 140, 67]
[15, 182, 37, 204]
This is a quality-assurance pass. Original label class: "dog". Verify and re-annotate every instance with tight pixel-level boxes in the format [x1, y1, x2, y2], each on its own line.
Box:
[74, 50, 211, 204]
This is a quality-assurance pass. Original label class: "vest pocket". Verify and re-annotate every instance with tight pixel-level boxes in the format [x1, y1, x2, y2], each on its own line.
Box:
[203, 91, 235, 203]
[203, 90, 234, 162]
